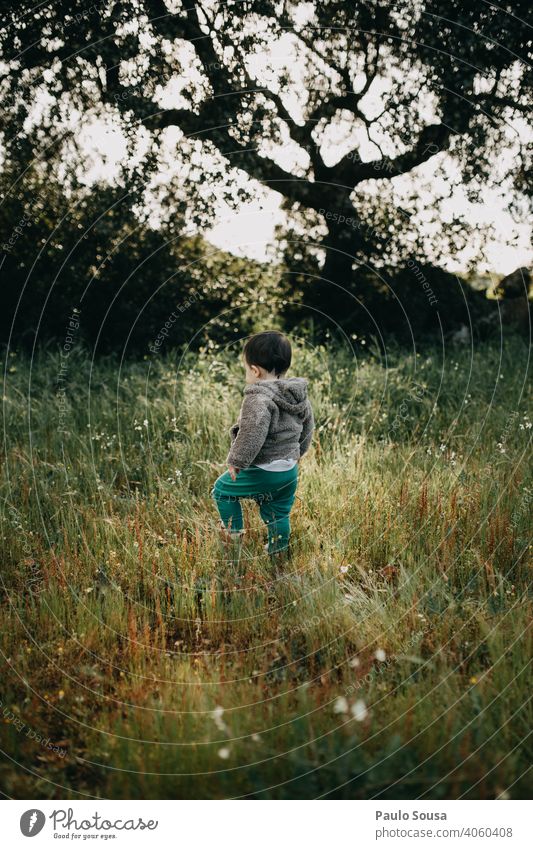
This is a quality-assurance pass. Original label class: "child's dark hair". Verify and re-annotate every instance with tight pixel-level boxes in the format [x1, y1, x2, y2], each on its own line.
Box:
[243, 331, 292, 376]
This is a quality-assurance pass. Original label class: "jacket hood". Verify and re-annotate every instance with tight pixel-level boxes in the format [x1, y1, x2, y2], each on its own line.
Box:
[244, 377, 309, 415]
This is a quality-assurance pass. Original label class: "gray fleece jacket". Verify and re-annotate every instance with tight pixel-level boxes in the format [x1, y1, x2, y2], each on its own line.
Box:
[226, 377, 315, 469]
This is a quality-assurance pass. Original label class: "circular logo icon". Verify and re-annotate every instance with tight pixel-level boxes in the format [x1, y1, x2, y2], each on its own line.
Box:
[20, 810, 46, 837]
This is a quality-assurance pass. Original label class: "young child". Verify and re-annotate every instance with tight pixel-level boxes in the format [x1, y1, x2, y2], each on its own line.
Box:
[211, 330, 314, 559]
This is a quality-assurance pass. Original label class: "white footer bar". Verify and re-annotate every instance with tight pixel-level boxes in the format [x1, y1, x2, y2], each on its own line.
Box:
[5, 800, 530, 848]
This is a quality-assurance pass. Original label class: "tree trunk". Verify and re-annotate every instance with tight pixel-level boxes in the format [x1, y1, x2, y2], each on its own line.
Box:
[320, 201, 367, 286]
[294, 200, 369, 335]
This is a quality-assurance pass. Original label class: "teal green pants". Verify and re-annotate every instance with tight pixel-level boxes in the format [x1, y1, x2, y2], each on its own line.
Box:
[211, 465, 299, 554]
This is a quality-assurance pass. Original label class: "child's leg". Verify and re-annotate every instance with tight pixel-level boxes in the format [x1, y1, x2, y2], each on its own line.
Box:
[258, 470, 299, 554]
[211, 471, 244, 532]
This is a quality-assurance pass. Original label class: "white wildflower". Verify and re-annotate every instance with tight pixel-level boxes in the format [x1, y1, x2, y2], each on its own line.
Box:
[351, 699, 368, 721]
[333, 696, 349, 714]
[212, 705, 228, 732]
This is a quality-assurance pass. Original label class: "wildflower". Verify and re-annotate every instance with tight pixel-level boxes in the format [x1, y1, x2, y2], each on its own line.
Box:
[143, 419, 149, 427]
[333, 696, 349, 714]
[470, 676, 478, 685]
[58, 690, 65, 700]
[212, 705, 228, 732]
[218, 747, 230, 759]
[349, 657, 360, 668]
[339, 565, 349, 574]
[251, 733, 261, 742]
[374, 648, 386, 662]
[351, 699, 368, 721]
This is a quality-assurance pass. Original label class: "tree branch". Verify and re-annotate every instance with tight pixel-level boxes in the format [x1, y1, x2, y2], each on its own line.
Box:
[146, 1, 323, 174]
[141, 102, 322, 210]
[479, 95, 531, 116]
[335, 122, 453, 186]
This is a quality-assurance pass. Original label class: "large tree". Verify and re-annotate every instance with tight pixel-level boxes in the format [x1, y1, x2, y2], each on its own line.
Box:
[1, 1, 531, 284]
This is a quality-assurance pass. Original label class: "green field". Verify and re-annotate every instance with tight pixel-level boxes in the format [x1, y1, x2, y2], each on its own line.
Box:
[1, 336, 531, 799]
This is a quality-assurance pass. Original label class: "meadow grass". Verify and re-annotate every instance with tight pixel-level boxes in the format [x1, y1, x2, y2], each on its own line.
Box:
[0, 334, 531, 799]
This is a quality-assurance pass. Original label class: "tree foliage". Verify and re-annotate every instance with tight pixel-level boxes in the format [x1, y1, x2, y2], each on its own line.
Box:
[0, 158, 275, 353]
[1, 1, 531, 285]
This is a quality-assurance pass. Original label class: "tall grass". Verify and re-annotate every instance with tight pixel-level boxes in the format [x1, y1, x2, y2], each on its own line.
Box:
[0, 334, 531, 799]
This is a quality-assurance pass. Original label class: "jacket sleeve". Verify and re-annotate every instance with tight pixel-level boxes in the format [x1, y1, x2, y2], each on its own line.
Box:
[299, 401, 315, 457]
[226, 393, 273, 469]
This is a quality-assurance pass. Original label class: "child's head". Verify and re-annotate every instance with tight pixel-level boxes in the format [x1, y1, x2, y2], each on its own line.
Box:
[243, 331, 292, 383]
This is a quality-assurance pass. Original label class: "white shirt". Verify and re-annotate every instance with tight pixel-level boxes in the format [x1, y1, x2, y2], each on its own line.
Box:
[254, 458, 297, 472]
